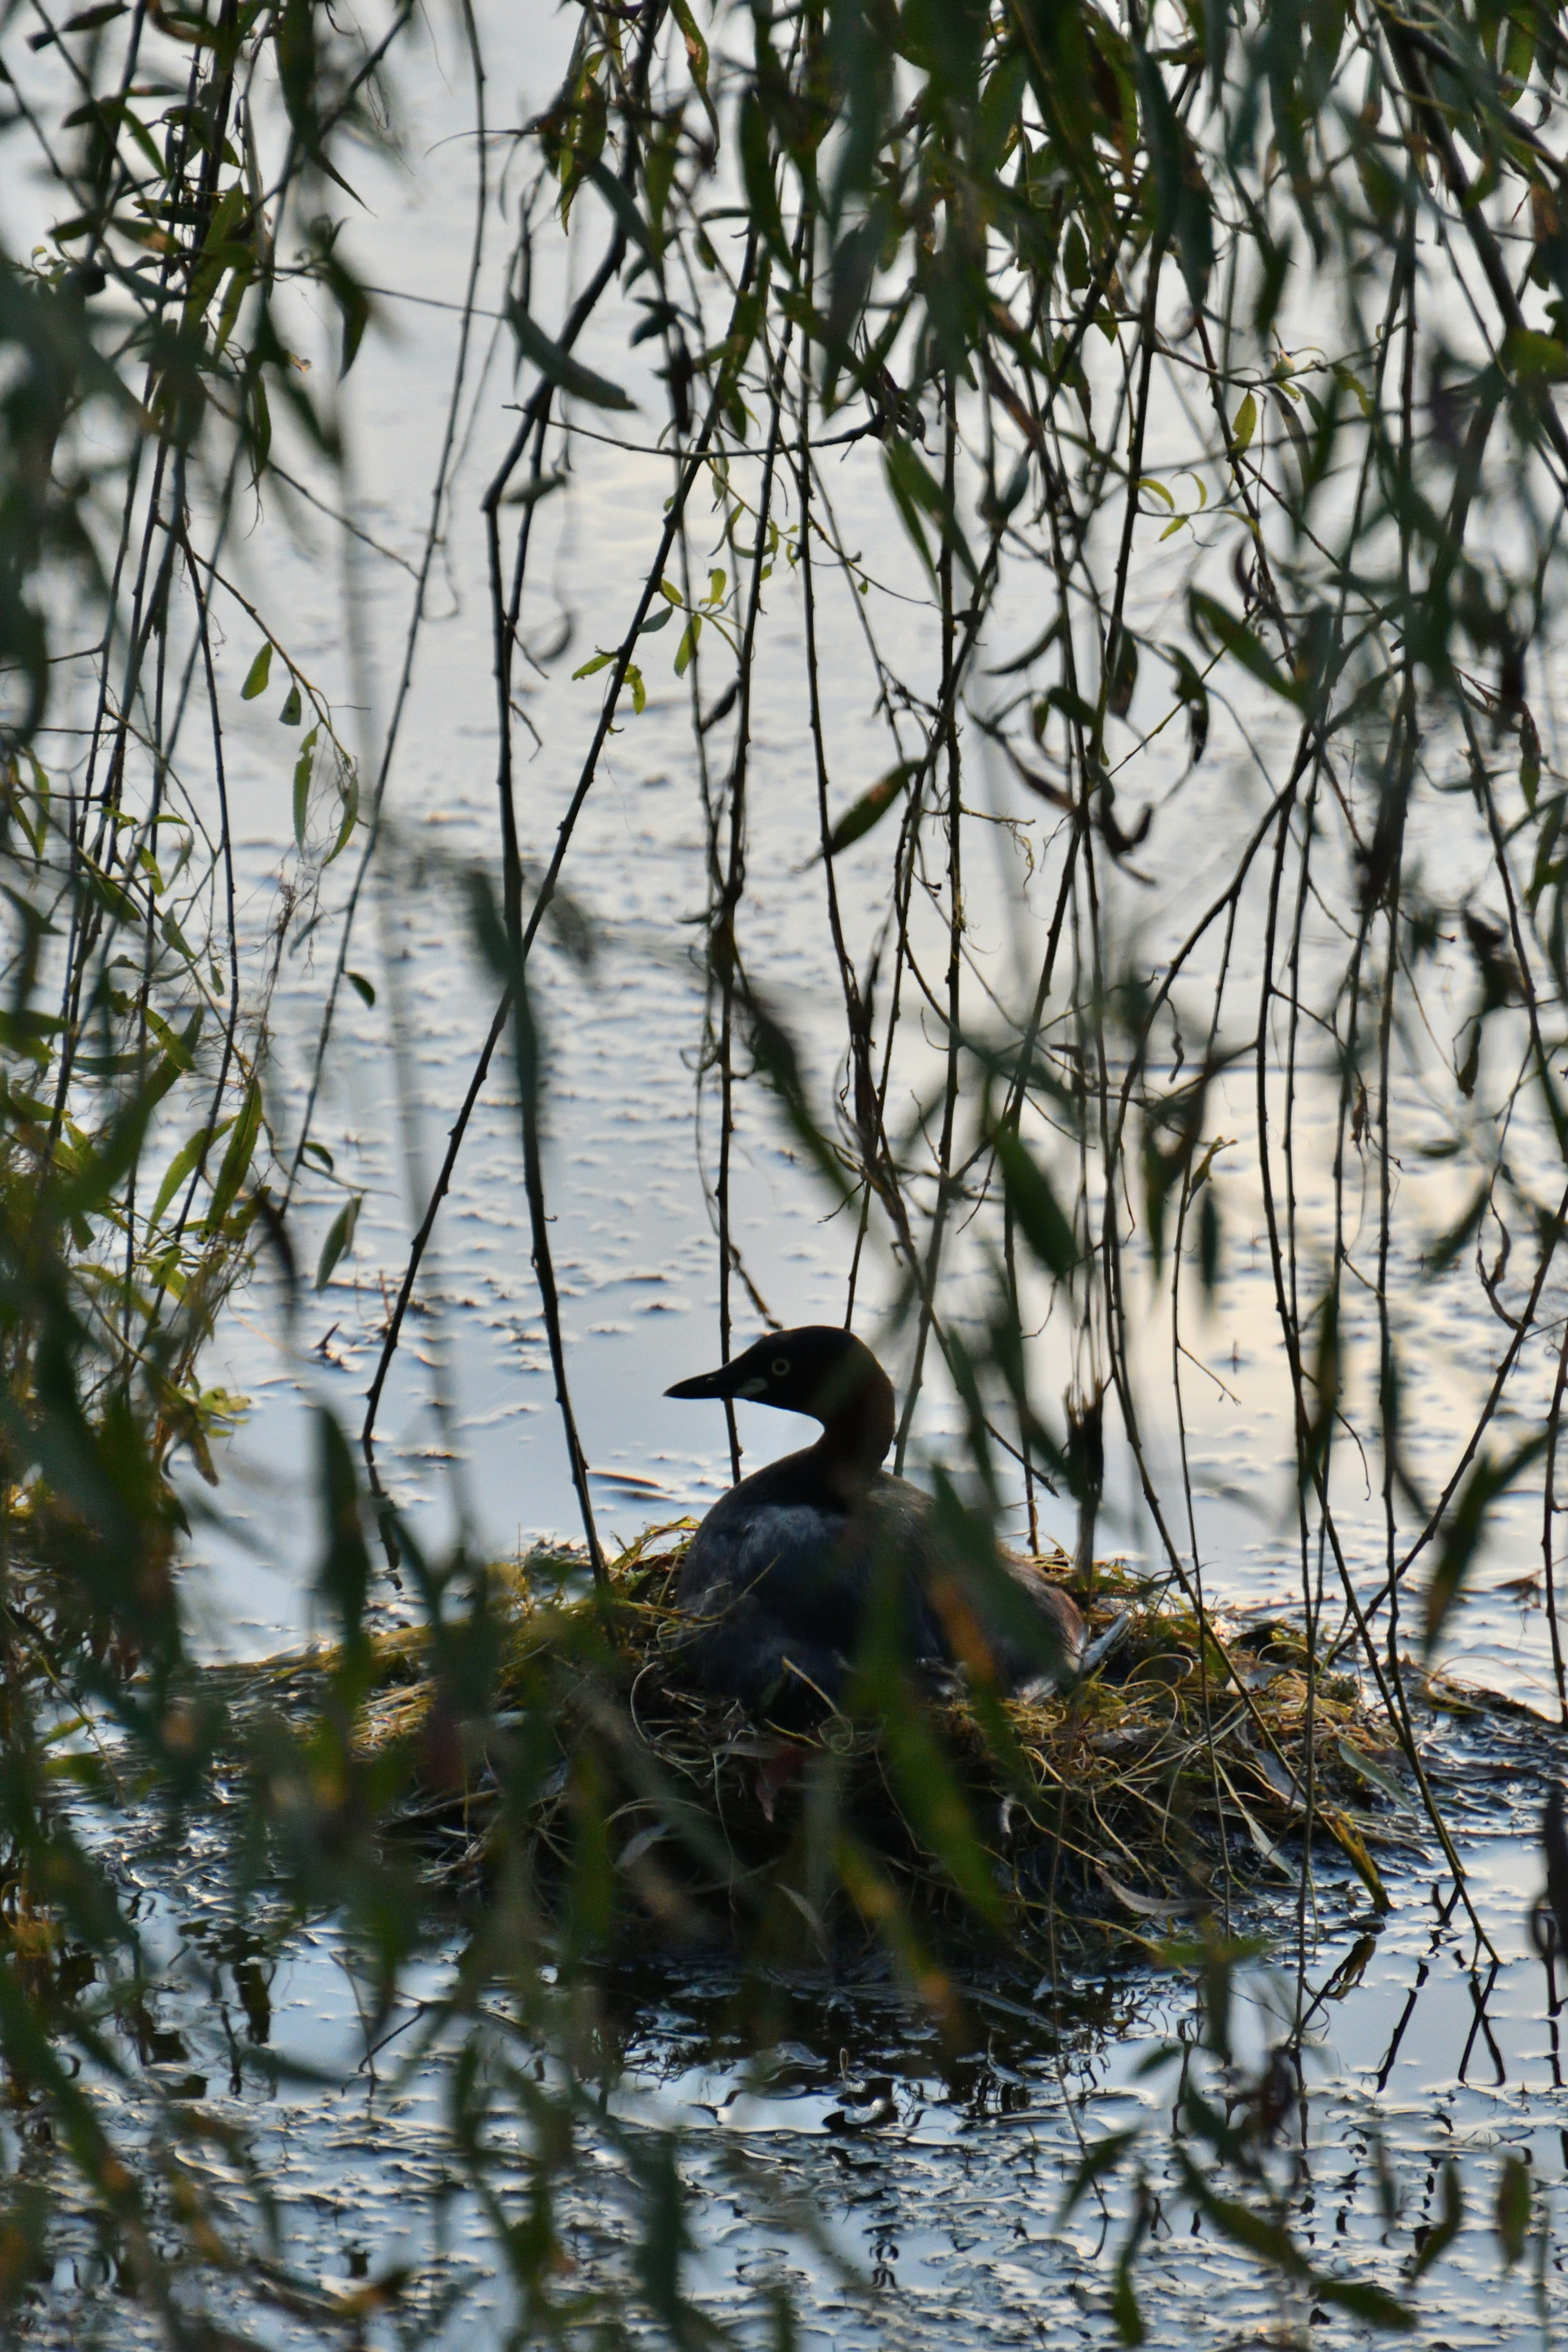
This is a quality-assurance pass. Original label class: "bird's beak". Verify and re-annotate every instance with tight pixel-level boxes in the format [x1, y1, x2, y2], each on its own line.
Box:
[666, 1362, 765, 1402]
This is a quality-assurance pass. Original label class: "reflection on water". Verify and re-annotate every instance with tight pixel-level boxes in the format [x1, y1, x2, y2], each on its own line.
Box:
[20, 1695, 1568, 2348]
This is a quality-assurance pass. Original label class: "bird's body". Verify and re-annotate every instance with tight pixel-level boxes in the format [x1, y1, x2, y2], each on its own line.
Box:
[667, 1327, 1083, 1719]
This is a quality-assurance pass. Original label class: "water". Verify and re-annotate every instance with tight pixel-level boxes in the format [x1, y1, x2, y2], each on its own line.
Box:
[18, 1692, 1568, 2347]
[9, 1, 1568, 2338]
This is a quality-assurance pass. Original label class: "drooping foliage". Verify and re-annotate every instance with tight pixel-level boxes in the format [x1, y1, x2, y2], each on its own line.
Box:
[0, 0, 1564, 2334]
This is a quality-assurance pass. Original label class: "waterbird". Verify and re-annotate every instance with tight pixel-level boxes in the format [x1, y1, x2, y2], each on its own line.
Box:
[666, 1326, 1085, 1721]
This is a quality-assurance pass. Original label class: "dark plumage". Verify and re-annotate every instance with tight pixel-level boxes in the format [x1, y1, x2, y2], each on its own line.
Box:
[666, 1326, 1083, 1719]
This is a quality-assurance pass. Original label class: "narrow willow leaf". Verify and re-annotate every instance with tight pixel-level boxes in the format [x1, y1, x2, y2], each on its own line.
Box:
[873, 1688, 1002, 1925]
[241, 642, 272, 699]
[572, 648, 614, 678]
[1496, 2153, 1531, 2268]
[278, 682, 302, 727]
[325, 755, 359, 865]
[994, 1126, 1078, 1278]
[207, 1079, 262, 1231]
[1111, 2241, 1146, 2347]
[315, 1193, 363, 1291]
[1107, 629, 1138, 719]
[670, 0, 715, 132]
[1310, 2276, 1416, 2329]
[580, 157, 653, 257]
[1521, 707, 1542, 805]
[499, 468, 565, 510]
[347, 971, 375, 1007]
[1190, 591, 1301, 706]
[1412, 2160, 1463, 2280]
[1230, 389, 1257, 454]
[827, 760, 918, 856]
[674, 614, 702, 676]
[1423, 1432, 1550, 1656]
[293, 726, 319, 853]
[151, 1116, 234, 1227]
[1336, 1738, 1417, 1815]
[1056, 2125, 1143, 2221]
[507, 300, 635, 410]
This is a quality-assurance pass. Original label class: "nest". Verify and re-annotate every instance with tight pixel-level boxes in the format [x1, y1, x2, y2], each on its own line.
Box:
[279, 1525, 1428, 1962]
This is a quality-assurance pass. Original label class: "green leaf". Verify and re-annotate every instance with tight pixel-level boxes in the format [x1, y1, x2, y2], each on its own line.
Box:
[873, 1680, 1003, 1924]
[1133, 33, 1212, 310]
[1230, 389, 1257, 454]
[1110, 2242, 1146, 2347]
[293, 726, 319, 854]
[506, 300, 635, 411]
[1422, 1431, 1551, 1658]
[1504, 328, 1568, 385]
[302, 1138, 335, 1173]
[315, 1193, 363, 1291]
[207, 1078, 262, 1231]
[1336, 1738, 1417, 1816]
[572, 648, 614, 679]
[1310, 2276, 1417, 2329]
[278, 682, 302, 727]
[314, 1408, 372, 1652]
[1333, 362, 1375, 419]
[884, 437, 977, 583]
[580, 157, 653, 257]
[325, 755, 360, 865]
[994, 1126, 1078, 1279]
[1107, 629, 1138, 720]
[1178, 2160, 1308, 2273]
[674, 614, 702, 676]
[499, 467, 566, 511]
[1521, 707, 1542, 805]
[1413, 2159, 1463, 2281]
[1189, 590, 1301, 707]
[827, 761, 918, 856]
[670, 0, 716, 132]
[626, 663, 646, 715]
[739, 89, 788, 262]
[1496, 2152, 1531, 2269]
[347, 971, 375, 1008]
[1047, 684, 1099, 729]
[151, 1116, 234, 1228]
[1056, 2126, 1142, 2221]
[241, 642, 272, 700]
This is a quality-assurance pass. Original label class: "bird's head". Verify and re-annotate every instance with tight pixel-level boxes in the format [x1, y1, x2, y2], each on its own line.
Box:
[666, 1326, 894, 1465]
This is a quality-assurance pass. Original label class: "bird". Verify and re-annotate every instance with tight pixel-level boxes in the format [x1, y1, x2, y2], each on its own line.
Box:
[665, 1325, 1084, 1721]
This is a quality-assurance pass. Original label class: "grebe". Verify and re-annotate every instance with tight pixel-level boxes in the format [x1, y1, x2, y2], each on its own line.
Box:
[667, 1326, 1083, 1718]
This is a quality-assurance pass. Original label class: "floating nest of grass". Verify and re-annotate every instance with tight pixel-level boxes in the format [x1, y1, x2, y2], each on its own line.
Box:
[250, 1529, 1430, 1959]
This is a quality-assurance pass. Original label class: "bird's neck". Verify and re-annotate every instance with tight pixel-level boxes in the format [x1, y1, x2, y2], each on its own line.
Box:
[811, 1365, 895, 1487]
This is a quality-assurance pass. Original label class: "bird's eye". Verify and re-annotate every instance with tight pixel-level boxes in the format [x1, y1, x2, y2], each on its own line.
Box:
[771, 1356, 790, 1377]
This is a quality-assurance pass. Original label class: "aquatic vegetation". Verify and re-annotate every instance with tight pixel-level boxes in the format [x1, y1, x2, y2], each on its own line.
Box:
[336, 1536, 1401, 1958]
